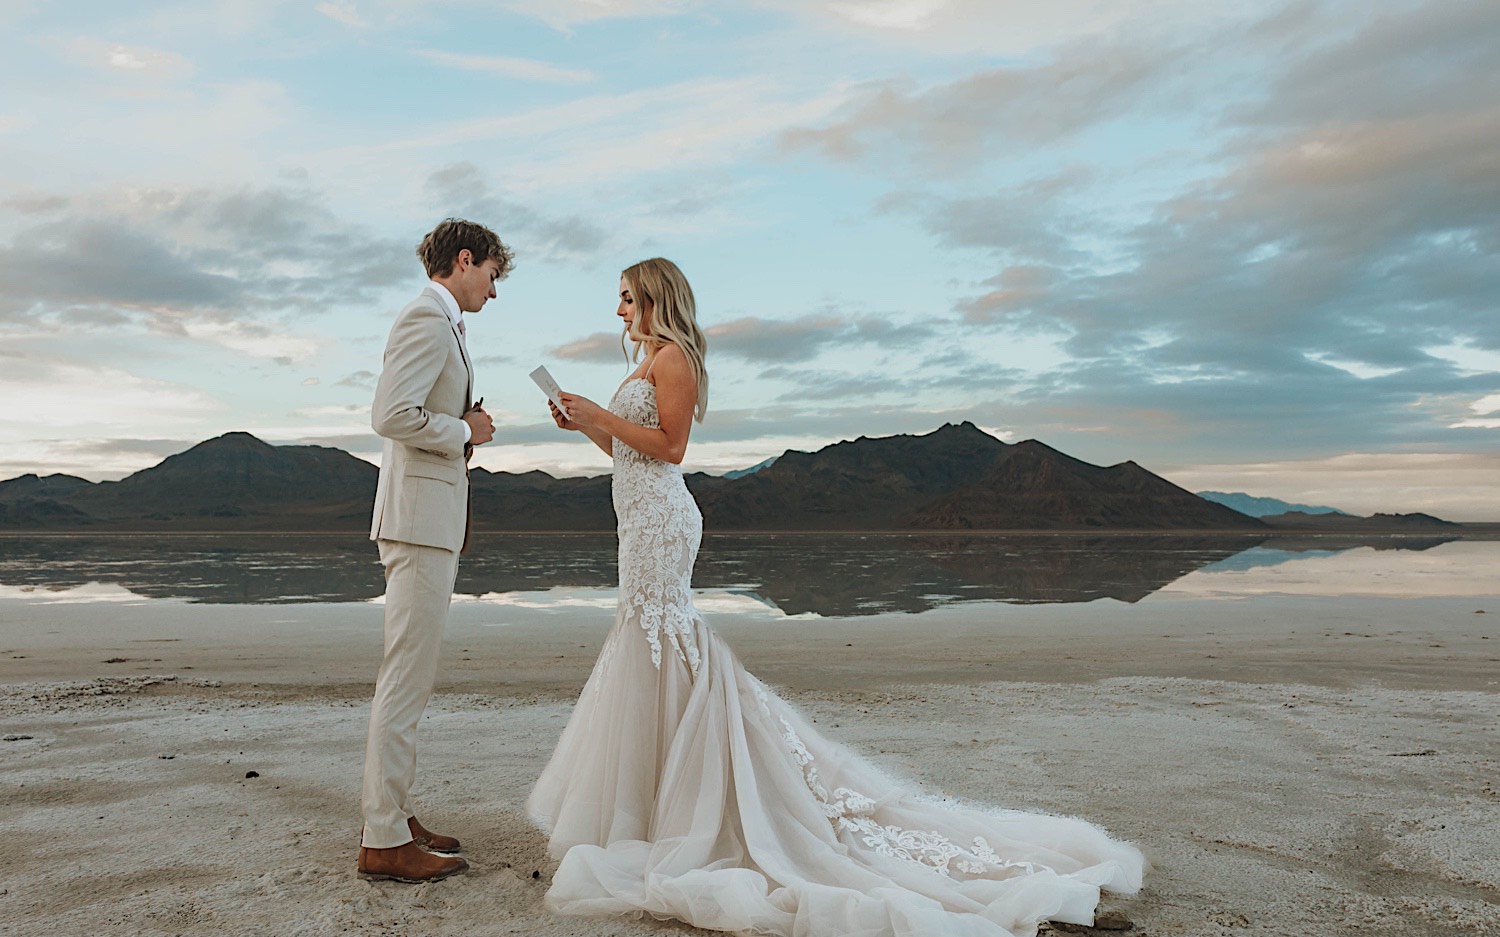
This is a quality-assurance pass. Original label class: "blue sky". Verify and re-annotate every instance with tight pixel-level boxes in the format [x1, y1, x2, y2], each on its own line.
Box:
[2, 0, 1498, 518]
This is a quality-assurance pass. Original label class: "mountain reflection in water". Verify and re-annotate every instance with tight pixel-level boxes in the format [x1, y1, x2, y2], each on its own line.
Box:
[0, 533, 1460, 614]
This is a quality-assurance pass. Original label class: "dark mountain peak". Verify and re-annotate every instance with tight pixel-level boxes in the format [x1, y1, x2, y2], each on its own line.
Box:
[3, 472, 93, 485]
[1372, 512, 1459, 527]
[1198, 491, 1348, 517]
[930, 420, 990, 437]
[823, 422, 1006, 467]
[761, 423, 1006, 477]
[1101, 460, 1159, 483]
[131, 433, 277, 479]
[723, 456, 778, 479]
[1261, 510, 1457, 531]
[472, 467, 561, 483]
[1003, 438, 1102, 473]
[693, 422, 1011, 529]
[0, 472, 96, 503]
[84, 431, 377, 520]
[1010, 438, 1067, 456]
[193, 431, 275, 453]
[911, 436, 1264, 531]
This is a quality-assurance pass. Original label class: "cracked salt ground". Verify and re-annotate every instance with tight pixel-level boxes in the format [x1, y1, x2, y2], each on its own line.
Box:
[0, 675, 1496, 936]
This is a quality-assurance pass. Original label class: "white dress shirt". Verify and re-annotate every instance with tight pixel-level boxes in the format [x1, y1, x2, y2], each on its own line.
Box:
[428, 280, 472, 443]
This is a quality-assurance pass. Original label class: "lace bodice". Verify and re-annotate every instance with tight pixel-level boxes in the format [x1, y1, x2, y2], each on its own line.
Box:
[609, 379, 703, 672]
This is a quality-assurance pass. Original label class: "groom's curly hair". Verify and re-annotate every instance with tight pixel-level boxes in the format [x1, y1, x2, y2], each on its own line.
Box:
[417, 218, 515, 279]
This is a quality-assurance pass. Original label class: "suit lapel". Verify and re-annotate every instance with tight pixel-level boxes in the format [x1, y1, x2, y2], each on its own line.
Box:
[453, 318, 474, 409]
[421, 286, 475, 408]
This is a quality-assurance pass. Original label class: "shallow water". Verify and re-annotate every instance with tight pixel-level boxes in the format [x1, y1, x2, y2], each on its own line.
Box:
[0, 533, 1494, 616]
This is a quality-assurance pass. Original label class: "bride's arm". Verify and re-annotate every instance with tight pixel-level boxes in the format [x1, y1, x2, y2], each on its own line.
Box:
[560, 344, 696, 465]
[549, 401, 614, 457]
[579, 422, 615, 457]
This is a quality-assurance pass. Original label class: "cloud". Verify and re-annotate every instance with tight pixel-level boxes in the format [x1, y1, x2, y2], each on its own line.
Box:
[0, 357, 220, 433]
[335, 370, 377, 389]
[888, 166, 1097, 271]
[295, 404, 362, 418]
[827, 0, 946, 31]
[781, 33, 1181, 170]
[470, 354, 515, 366]
[64, 437, 199, 466]
[810, 0, 1500, 463]
[300, 432, 383, 456]
[706, 311, 931, 362]
[496, 0, 689, 30]
[547, 309, 933, 367]
[758, 0, 1216, 55]
[1243, 0, 1500, 128]
[416, 50, 594, 84]
[318, 77, 849, 193]
[0, 436, 204, 483]
[425, 162, 606, 262]
[0, 181, 412, 344]
[315, 0, 368, 28]
[550, 331, 627, 363]
[4, 194, 69, 214]
[1166, 452, 1500, 520]
[183, 320, 323, 364]
[59, 38, 194, 80]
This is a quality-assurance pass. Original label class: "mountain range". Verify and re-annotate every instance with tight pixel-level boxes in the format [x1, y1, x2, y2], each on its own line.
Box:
[0, 423, 1459, 532]
[1196, 491, 1348, 517]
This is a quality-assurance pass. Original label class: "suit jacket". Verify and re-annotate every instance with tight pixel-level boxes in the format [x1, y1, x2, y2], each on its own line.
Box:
[369, 287, 474, 552]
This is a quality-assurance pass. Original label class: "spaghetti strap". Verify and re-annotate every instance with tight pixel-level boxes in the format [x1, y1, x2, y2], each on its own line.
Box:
[644, 353, 659, 381]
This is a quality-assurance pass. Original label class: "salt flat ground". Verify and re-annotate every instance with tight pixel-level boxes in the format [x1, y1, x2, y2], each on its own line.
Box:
[2, 586, 1497, 937]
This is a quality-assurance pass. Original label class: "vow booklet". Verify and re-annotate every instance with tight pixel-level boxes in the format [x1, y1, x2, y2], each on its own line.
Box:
[529, 365, 570, 418]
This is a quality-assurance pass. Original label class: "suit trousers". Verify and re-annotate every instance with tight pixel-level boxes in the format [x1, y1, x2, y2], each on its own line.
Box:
[361, 537, 460, 848]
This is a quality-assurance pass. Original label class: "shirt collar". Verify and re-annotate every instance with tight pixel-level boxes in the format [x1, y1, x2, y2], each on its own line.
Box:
[427, 280, 462, 327]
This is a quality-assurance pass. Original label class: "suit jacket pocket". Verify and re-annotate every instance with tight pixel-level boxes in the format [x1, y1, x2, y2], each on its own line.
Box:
[405, 459, 458, 484]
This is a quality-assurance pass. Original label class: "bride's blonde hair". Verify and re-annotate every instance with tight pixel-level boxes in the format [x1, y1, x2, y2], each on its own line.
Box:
[622, 257, 709, 422]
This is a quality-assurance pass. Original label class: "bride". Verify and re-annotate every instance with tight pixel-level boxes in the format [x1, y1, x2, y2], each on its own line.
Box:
[527, 258, 1146, 937]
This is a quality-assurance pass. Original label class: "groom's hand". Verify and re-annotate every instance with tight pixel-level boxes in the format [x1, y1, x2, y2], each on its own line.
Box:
[463, 406, 495, 446]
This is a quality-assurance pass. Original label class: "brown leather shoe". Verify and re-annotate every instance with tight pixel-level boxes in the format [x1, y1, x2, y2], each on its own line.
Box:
[409, 816, 461, 853]
[357, 842, 468, 883]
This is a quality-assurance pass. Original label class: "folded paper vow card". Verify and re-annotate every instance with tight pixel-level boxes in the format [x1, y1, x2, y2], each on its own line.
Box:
[529, 365, 570, 418]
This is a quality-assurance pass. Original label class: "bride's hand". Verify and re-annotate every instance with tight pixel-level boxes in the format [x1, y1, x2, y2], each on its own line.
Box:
[558, 392, 604, 428]
[549, 400, 581, 431]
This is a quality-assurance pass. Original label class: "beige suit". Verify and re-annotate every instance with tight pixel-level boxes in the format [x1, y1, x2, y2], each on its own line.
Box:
[362, 286, 474, 849]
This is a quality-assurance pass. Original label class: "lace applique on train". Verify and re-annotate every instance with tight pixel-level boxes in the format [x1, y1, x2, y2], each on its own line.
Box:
[610, 379, 703, 674]
[753, 678, 1052, 880]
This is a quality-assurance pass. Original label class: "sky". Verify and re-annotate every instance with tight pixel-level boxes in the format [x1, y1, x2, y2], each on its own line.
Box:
[1, 0, 1498, 519]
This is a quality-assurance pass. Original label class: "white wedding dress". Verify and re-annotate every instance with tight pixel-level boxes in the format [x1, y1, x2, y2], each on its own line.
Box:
[525, 379, 1146, 937]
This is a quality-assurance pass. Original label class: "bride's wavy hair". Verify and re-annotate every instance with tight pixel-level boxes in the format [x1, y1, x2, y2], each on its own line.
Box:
[622, 258, 709, 422]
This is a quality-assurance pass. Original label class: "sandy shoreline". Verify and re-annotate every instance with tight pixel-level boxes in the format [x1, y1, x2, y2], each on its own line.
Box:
[2, 593, 1498, 936]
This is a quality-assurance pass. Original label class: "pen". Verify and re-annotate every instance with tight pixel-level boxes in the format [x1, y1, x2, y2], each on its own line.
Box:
[468, 397, 484, 412]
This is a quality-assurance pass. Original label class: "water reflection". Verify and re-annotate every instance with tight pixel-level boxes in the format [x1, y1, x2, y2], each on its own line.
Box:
[0, 533, 1480, 613]
[1162, 538, 1497, 599]
[1195, 537, 1454, 574]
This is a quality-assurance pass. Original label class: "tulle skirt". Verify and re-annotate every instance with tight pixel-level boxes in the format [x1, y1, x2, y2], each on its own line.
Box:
[525, 601, 1147, 937]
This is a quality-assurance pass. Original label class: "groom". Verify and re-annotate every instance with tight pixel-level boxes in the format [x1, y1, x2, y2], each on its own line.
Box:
[357, 218, 512, 883]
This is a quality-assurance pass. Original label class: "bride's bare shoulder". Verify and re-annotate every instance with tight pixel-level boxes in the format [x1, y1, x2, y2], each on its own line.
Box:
[649, 343, 692, 379]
